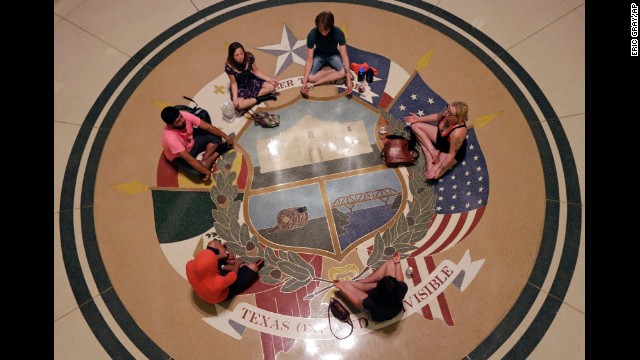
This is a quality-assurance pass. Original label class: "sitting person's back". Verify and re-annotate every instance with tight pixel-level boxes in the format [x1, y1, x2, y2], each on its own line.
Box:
[186, 240, 264, 304]
[186, 247, 237, 304]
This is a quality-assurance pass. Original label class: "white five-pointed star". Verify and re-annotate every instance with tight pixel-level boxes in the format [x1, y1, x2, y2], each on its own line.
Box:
[416, 110, 425, 116]
[428, 98, 435, 104]
[411, 94, 418, 100]
[256, 24, 307, 76]
[399, 104, 406, 111]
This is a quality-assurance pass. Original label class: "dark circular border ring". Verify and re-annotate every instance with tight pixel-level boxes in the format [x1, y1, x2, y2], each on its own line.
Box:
[58, 1, 581, 359]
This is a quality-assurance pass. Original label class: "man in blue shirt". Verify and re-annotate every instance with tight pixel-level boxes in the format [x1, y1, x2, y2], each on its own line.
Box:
[301, 11, 353, 97]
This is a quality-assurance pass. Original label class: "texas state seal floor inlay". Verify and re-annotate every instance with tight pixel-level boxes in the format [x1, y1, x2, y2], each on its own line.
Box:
[54, 1, 585, 359]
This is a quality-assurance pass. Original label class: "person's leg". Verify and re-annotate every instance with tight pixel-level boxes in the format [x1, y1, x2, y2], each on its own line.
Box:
[308, 55, 346, 86]
[257, 81, 276, 96]
[170, 156, 202, 178]
[410, 122, 440, 174]
[236, 90, 277, 110]
[226, 265, 259, 298]
[429, 153, 458, 179]
[358, 258, 396, 284]
[193, 133, 229, 170]
[333, 280, 370, 309]
[236, 97, 257, 110]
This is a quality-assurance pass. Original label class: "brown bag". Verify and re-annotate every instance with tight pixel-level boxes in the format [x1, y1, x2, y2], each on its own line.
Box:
[328, 297, 353, 339]
[381, 135, 418, 166]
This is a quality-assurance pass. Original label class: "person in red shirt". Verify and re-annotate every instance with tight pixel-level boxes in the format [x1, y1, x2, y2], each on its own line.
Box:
[161, 106, 234, 181]
[186, 240, 264, 304]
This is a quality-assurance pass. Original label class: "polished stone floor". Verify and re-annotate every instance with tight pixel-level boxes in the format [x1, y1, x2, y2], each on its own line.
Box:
[54, 1, 585, 359]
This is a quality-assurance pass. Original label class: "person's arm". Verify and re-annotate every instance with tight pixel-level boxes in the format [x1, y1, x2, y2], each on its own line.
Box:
[251, 61, 278, 86]
[197, 121, 235, 148]
[227, 73, 240, 108]
[302, 47, 314, 93]
[176, 149, 212, 179]
[392, 252, 404, 282]
[338, 44, 352, 94]
[404, 111, 441, 124]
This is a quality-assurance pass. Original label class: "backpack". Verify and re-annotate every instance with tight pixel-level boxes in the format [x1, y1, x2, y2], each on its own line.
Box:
[174, 96, 212, 135]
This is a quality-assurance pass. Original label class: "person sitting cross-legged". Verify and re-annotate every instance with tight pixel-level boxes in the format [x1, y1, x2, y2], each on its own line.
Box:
[332, 252, 408, 322]
[186, 240, 264, 305]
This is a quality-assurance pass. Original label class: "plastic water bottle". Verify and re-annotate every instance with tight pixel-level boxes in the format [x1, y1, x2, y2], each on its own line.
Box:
[357, 66, 365, 81]
[365, 68, 374, 83]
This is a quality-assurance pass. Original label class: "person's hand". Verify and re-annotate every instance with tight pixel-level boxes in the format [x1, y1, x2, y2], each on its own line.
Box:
[232, 98, 239, 108]
[268, 78, 279, 86]
[345, 77, 353, 95]
[301, 83, 309, 96]
[202, 169, 212, 181]
[232, 261, 243, 271]
[225, 137, 235, 148]
[426, 167, 440, 180]
[404, 112, 419, 124]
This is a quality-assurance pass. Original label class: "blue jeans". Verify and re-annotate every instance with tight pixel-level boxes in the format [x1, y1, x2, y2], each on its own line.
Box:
[311, 54, 343, 74]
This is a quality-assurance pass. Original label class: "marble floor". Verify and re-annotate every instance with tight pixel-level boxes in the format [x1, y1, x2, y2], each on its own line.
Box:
[54, 1, 585, 359]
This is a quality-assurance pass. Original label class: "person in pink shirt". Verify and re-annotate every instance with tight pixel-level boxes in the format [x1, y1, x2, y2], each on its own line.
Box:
[161, 106, 234, 181]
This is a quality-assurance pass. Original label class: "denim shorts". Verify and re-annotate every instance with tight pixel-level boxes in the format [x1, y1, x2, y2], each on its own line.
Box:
[311, 54, 343, 74]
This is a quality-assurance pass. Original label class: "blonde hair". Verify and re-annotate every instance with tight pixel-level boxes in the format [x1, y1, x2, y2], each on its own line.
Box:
[450, 101, 468, 122]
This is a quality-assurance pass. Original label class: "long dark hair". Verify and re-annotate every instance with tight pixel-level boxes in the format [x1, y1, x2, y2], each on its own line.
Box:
[226, 42, 253, 71]
[370, 276, 404, 307]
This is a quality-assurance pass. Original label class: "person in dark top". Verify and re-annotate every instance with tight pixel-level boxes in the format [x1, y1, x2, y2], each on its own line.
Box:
[333, 252, 408, 322]
[225, 42, 279, 110]
[300, 11, 353, 97]
[404, 101, 469, 179]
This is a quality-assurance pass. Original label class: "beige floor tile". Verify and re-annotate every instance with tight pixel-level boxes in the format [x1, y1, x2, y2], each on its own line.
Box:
[561, 0, 585, 10]
[54, 13, 62, 25]
[54, 20, 129, 125]
[54, 0, 89, 17]
[192, 0, 224, 10]
[64, 0, 201, 57]
[54, 306, 111, 360]
[528, 302, 585, 360]
[577, 3, 584, 16]
[509, 10, 585, 118]
[439, 0, 573, 49]
[54, 122, 81, 212]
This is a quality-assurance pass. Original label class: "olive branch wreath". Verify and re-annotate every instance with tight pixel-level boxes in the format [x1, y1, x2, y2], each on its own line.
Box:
[203, 109, 436, 300]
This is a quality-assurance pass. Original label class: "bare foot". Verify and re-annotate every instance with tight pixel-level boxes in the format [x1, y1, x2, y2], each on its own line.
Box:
[428, 149, 440, 164]
[201, 153, 220, 170]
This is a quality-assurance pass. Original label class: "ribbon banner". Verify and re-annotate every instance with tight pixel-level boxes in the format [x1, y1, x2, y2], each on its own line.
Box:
[203, 249, 484, 340]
